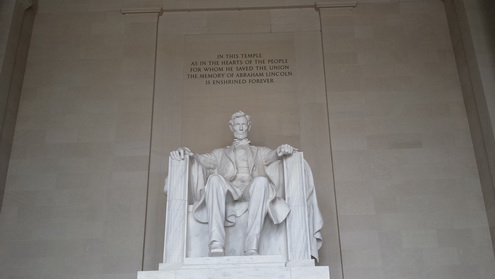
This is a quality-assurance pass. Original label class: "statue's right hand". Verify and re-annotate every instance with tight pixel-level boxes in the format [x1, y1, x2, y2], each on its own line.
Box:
[170, 147, 193, 161]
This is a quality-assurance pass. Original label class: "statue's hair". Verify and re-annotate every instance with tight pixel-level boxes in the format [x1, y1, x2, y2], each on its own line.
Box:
[229, 111, 251, 126]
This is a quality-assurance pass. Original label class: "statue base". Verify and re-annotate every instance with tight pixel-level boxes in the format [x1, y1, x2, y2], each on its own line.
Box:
[138, 255, 330, 279]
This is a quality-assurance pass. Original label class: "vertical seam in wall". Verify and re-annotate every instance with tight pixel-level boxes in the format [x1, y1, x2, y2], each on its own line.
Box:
[318, 9, 345, 279]
[142, 12, 161, 270]
[446, 0, 495, 250]
[452, 0, 495, 209]
[451, 2, 492, 168]
[0, 3, 27, 212]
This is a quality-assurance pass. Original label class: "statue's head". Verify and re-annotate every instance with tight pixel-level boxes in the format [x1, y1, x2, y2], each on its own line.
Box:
[229, 111, 251, 140]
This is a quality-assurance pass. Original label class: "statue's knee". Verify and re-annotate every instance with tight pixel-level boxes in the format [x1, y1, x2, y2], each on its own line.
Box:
[205, 174, 227, 193]
[250, 177, 269, 193]
[252, 176, 269, 185]
[208, 174, 224, 184]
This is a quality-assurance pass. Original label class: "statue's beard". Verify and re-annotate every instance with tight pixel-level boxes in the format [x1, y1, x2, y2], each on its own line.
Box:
[233, 131, 248, 140]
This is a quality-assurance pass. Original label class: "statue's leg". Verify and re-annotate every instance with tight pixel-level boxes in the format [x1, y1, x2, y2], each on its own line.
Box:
[204, 174, 230, 256]
[244, 176, 270, 255]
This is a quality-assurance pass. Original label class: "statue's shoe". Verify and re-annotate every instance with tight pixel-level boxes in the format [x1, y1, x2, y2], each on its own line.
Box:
[208, 242, 224, 257]
[208, 248, 224, 257]
[244, 249, 258, 256]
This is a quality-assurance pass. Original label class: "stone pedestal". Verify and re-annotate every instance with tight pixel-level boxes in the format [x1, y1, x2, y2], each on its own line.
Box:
[138, 255, 330, 279]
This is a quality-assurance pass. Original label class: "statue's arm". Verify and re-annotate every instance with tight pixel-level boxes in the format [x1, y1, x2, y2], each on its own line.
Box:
[262, 144, 298, 166]
[170, 147, 219, 169]
[191, 151, 218, 169]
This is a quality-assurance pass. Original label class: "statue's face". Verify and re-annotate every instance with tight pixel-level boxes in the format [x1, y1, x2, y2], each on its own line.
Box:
[230, 116, 250, 140]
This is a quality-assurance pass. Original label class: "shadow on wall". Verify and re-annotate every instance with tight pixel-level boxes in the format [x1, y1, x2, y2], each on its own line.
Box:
[481, 0, 495, 67]
[0, 1, 37, 211]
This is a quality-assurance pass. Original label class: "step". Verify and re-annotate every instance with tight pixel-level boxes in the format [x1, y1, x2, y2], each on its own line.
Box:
[185, 255, 286, 268]
[160, 255, 287, 270]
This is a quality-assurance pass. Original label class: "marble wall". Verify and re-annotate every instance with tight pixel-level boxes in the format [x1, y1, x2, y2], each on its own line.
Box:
[322, 2, 495, 278]
[0, 7, 159, 279]
[0, 1, 494, 279]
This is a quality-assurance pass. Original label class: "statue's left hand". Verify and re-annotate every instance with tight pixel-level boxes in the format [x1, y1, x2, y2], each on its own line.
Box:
[170, 147, 193, 161]
[276, 144, 298, 157]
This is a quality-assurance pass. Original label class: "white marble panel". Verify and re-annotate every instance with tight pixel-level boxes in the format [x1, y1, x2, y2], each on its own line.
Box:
[142, 261, 329, 279]
[175, 267, 290, 279]
[138, 270, 176, 279]
[291, 266, 330, 279]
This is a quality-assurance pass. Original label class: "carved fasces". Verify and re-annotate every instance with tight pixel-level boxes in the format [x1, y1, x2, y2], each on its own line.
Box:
[283, 152, 312, 263]
[163, 156, 189, 263]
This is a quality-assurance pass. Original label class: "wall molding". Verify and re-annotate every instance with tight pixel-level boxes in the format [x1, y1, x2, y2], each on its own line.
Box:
[120, 7, 163, 15]
[315, 1, 357, 10]
[121, 1, 357, 14]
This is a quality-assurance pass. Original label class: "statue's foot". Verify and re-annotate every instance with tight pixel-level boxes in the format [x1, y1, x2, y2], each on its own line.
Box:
[244, 249, 258, 256]
[208, 242, 224, 257]
[209, 248, 224, 257]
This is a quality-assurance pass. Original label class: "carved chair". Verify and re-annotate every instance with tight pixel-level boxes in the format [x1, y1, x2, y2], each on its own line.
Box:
[162, 152, 313, 266]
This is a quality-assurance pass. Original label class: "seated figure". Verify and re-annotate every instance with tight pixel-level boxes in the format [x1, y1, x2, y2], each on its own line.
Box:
[169, 111, 323, 259]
